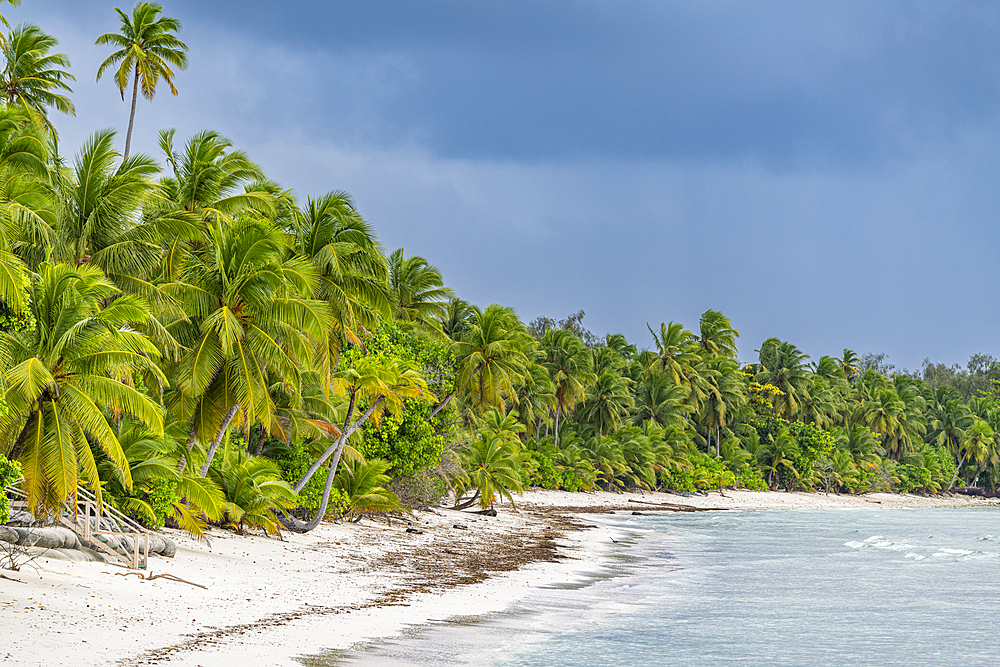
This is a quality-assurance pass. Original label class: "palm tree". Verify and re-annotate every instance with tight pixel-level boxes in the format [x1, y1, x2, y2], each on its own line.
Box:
[512, 361, 556, 438]
[455, 433, 524, 510]
[633, 372, 691, 428]
[699, 356, 746, 454]
[697, 309, 739, 358]
[580, 370, 634, 436]
[928, 398, 974, 454]
[647, 321, 700, 385]
[387, 248, 453, 328]
[949, 418, 994, 490]
[289, 191, 391, 367]
[163, 216, 330, 473]
[0, 105, 51, 312]
[50, 129, 180, 302]
[444, 303, 532, 415]
[1, 24, 75, 123]
[207, 446, 296, 535]
[333, 458, 402, 521]
[439, 296, 475, 341]
[840, 349, 861, 381]
[756, 338, 812, 419]
[96, 2, 188, 160]
[155, 128, 270, 241]
[284, 356, 430, 531]
[0, 263, 165, 513]
[540, 329, 594, 439]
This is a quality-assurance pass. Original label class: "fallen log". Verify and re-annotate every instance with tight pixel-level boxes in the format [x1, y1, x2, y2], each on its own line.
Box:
[628, 499, 726, 512]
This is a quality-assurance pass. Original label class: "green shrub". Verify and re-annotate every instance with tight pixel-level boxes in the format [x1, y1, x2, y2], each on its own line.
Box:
[361, 402, 446, 478]
[895, 463, 932, 494]
[736, 466, 768, 491]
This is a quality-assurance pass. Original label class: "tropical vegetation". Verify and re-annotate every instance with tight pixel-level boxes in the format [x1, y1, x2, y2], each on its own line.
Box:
[2, 1, 999, 543]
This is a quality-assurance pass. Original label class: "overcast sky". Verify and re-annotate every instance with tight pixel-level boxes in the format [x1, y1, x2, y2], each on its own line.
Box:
[10, 1, 1000, 370]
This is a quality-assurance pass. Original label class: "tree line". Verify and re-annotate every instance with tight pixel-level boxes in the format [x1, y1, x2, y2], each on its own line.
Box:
[1, 2, 997, 538]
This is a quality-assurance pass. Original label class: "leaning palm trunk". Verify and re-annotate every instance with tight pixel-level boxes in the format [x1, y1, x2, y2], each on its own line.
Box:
[278, 396, 383, 534]
[280, 457, 340, 533]
[947, 452, 968, 491]
[199, 403, 240, 476]
[452, 488, 481, 510]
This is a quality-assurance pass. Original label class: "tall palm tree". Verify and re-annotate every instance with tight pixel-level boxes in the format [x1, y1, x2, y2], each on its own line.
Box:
[284, 356, 429, 531]
[0, 262, 166, 513]
[163, 217, 329, 472]
[697, 309, 740, 358]
[1, 24, 75, 123]
[647, 321, 700, 385]
[445, 303, 532, 414]
[540, 329, 594, 439]
[699, 356, 747, 454]
[289, 191, 391, 364]
[387, 248, 453, 328]
[756, 337, 812, 419]
[96, 2, 188, 160]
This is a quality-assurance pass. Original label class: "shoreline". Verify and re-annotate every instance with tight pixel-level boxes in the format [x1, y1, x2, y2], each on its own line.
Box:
[2, 490, 998, 666]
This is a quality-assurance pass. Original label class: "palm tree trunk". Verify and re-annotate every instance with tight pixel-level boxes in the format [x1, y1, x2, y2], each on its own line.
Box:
[947, 452, 968, 491]
[428, 364, 481, 419]
[294, 394, 387, 492]
[253, 428, 267, 457]
[123, 68, 140, 161]
[452, 488, 481, 510]
[280, 459, 338, 533]
[554, 404, 561, 442]
[200, 403, 240, 476]
[282, 397, 385, 533]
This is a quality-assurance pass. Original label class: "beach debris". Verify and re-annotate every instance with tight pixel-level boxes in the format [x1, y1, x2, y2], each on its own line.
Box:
[628, 499, 722, 512]
[405, 528, 424, 534]
[453, 524, 468, 530]
[114, 571, 207, 590]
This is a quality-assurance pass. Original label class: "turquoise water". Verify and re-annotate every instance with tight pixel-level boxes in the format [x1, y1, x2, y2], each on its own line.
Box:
[314, 507, 1000, 666]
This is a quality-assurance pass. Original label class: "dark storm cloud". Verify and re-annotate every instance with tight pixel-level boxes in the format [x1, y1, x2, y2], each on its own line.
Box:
[165, 1, 1000, 167]
[8, 1, 1000, 369]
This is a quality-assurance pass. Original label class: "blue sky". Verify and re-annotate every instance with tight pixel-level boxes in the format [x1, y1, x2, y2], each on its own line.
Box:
[11, 1, 1000, 369]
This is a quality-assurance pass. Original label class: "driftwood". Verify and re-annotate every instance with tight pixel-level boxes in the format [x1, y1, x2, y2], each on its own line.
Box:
[628, 499, 725, 512]
[114, 571, 208, 589]
[952, 487, 999, 498]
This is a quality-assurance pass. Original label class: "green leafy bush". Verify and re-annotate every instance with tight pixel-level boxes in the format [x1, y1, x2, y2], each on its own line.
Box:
[736, 466, 768, 491]
[895, 463, 932, 494]
[361, 402, 446, 478]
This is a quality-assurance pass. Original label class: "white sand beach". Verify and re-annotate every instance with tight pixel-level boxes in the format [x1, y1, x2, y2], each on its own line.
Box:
[2, 489, 997, 667]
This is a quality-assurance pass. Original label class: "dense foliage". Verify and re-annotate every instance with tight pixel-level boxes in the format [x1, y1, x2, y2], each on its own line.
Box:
[2, 2, 998, 539]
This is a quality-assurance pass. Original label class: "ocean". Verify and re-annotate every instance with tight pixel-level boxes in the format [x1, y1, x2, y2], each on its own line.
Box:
[306, 506, 1000, 666]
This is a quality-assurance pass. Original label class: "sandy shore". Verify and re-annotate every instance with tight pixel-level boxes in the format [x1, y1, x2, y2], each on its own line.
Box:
[2, 489, 997, 666]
